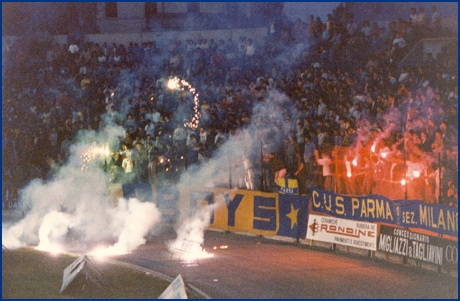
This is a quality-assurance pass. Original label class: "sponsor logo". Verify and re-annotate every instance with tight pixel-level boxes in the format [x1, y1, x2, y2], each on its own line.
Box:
[309, 219, 319, 236]
[308, 218, 375, 238]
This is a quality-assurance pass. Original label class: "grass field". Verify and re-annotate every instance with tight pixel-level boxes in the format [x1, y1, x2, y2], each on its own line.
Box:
[2, 248, 189, 299]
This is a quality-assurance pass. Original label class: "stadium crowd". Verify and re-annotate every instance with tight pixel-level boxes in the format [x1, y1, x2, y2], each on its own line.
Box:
[2, 4, 457, 206]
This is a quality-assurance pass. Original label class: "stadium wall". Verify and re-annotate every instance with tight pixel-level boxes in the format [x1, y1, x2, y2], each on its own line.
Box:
[111, 184, 459, 278]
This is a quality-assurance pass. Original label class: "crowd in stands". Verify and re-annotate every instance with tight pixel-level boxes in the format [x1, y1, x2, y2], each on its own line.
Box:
[2, 3, 457, 206]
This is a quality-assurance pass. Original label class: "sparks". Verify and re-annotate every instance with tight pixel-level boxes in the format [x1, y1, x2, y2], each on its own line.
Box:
[88, 245, 131, 259]
[79, 144, 111, 172]
[167, 79, 179, 90]
[35, 243, 65, 256]
[166, 77, 202, 129]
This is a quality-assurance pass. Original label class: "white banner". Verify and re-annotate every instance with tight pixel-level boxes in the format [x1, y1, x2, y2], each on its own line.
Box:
[306, 214, 378, 251]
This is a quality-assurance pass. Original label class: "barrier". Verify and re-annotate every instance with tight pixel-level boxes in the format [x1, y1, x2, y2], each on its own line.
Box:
[112, 183, 458, 276]
[168, 239, 202, 265]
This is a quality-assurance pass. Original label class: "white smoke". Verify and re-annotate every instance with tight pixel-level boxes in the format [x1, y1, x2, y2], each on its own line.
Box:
[36, 210, 74, 252]
[169, 90, 298, 249]
[180, 89, 296, 188]
[168, 202, 220, 251]
[2, 123, 161, 255]
[105, 197, 161, 252]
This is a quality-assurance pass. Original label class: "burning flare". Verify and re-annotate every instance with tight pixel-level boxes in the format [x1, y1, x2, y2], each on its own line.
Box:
[345, 160, 352, 178]
[167, 77, 202, 129]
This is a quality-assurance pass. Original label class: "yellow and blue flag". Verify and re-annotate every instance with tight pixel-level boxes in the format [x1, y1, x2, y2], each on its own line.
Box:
[276, 178, 299, 195]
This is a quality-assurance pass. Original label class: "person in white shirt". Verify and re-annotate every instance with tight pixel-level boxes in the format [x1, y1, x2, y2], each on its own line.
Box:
[392, 33, 406, 50]
[416, 7, 427, 28]
[243, 153, 254, 190]
[430, 5, 441, 32]
[145, 120, 155, 138]
[173, 123, 187, 146]
[245, 39, 255, 57]
[314, 149, 334, 191]
[315, 97, 327, 117]
[149, 107, 161, 124]
[346, 14, 358, 36]
[68, 41, 79, 55]
[198, 127, 207, 145]
[398, 67, 410, 83]
[409, 7, 418, 25]
[120, 143, 135, 183]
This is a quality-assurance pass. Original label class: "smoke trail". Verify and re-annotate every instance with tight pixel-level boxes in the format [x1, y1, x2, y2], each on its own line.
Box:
[179, 89, 298, 188]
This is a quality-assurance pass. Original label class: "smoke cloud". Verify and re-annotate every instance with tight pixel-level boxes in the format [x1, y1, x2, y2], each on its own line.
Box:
[179, 89, 298, 188]
[168, 201, 220, 251]
[2, 122, 161, 255]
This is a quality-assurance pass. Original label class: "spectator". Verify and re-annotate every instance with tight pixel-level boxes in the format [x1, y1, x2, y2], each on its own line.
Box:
[314, 149, 334, 191]
[2, 4, 457, 204]
[361, 20, 372, 38]
[430, 5, 442, 33]
[294, 151, 308, 195]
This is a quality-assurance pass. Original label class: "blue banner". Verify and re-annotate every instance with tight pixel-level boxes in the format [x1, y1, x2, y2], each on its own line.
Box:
[395, 200, 458, 237]
[311, 187, 397, 224]
[277, 194, 308, 239]
[311, 187, 458, 237]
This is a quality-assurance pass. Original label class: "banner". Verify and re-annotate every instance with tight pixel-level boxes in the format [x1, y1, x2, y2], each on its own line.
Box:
[311, 188, 458, 237]
[306, 214, 378, 251]
[211, 189, 279, 236]
[179, 188, 308, 239]
[378, 225, 458, 269]
[311, 188, 397, 224]
[276, 178, 299, 195]
[277, 194, 308, 239]
[394, 201, 458, 237]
